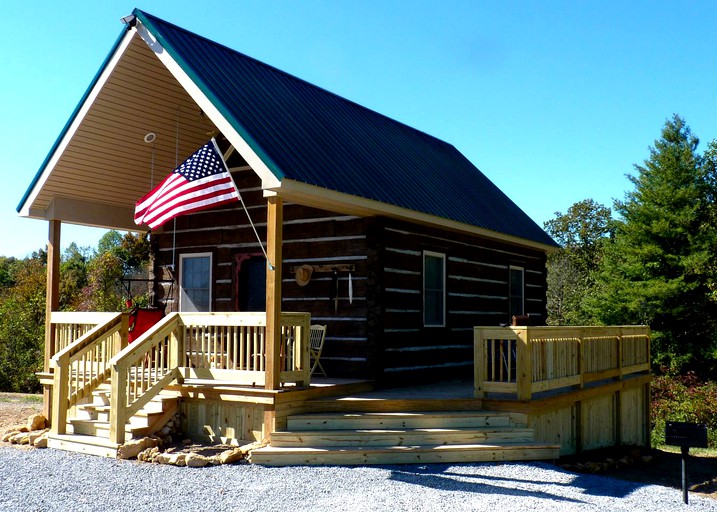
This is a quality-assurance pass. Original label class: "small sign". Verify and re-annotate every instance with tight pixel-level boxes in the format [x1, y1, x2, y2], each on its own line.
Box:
[665, 421, 708, 448]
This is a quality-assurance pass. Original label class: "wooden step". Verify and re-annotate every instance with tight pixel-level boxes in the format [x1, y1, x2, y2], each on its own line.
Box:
[69, 419, 150, 438]
[270, 427, 535, 447]
[70, 397, 178, 439]
[249, 443, 561, 466]
[305, 397, 485, 413]
[47, 433, 120, 458]
[78, 395, 176, 420]
[287, 411, 511, 431]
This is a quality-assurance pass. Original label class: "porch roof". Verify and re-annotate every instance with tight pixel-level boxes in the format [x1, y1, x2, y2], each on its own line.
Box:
[18, 9, 557, 251]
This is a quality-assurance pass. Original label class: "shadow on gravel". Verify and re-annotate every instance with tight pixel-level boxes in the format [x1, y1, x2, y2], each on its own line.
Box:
[386, 464, 598, 505]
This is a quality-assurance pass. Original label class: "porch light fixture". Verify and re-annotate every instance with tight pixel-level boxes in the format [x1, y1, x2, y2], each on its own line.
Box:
[120, 14, 137, 27]
[144, 132, 156, 144]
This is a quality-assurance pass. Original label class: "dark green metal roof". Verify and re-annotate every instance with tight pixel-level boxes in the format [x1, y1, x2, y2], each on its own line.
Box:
[22, 8, 557, 249]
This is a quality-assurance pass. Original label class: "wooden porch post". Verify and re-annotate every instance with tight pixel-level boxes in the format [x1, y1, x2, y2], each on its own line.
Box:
[265, 196, 283, 391]
[43, 219, 61, 420]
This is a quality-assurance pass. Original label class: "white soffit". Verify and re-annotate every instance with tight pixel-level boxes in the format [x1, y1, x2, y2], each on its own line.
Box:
[134, 21, 281, 190]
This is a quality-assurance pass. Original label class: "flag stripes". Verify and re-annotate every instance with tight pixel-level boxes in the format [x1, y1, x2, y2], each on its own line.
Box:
[134, 139, 240, 229]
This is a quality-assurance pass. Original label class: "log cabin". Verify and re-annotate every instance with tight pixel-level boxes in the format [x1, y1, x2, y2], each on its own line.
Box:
[17, 9, 651, 465]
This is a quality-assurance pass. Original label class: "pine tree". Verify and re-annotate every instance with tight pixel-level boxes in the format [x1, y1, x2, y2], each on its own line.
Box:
[592, 115, 717, 374]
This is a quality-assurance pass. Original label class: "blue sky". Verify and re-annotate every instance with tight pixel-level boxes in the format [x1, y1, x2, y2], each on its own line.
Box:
[4, 1, 717, 258]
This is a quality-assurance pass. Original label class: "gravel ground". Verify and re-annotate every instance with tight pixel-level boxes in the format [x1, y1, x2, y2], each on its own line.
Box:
[2, 447, 715, 511]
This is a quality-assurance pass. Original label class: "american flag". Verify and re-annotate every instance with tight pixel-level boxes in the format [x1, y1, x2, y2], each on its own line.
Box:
[134, 139, 240, 229]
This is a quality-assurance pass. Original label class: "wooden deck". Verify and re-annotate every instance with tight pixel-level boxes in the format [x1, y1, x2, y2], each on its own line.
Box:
[41, 316, 650, 465]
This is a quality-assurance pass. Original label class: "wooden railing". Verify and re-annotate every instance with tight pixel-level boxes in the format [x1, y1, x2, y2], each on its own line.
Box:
[180, 312, 311, 380]
[474, 326, 650, 400]
[50, 311, 312, 443]
[50, 311, 120, 355]
[108, 313, 182, 444]
[107, 311, 311, 444]
[49, 312, 127, 436]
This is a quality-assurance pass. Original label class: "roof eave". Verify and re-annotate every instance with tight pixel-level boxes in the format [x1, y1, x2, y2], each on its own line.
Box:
[273, 179, 559, 253]
[17, 25, 134, 216]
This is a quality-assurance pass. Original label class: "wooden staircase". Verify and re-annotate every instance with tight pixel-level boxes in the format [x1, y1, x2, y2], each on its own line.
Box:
[48, 383, 179, 458]
[250, 408, 561, 466]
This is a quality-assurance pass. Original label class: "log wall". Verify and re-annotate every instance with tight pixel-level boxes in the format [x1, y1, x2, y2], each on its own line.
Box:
[152, 162, 377, 379]
[152, 156, 549, 383]
[378, 219, 547, 382]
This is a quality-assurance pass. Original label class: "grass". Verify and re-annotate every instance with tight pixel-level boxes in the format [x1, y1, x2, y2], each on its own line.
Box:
[0, 392, 42, 405]
[659, 445, 717, 458]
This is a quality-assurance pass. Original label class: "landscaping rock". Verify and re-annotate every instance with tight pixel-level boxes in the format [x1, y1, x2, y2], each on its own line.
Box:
[1, 431, 18, 443]
[33, 432, 48, 448]
[218, 447, 245, 465]
[26, 414, 47, 431]
[185, 452, 210, 468]
[117, 437, 161, 460]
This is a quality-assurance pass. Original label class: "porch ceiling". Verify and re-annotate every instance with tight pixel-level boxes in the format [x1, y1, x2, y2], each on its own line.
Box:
[19, 31, 230, 231]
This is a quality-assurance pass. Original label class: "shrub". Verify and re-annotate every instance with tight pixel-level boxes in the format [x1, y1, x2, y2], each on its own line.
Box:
[651, 372, 717, 448]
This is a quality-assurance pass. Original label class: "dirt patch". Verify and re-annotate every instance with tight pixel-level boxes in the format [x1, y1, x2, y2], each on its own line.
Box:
[0, 393, 44, 451]
[0, 393, 43, 433]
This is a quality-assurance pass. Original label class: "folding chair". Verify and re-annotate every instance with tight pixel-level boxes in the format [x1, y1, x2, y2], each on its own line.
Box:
[309, 324, 327, 377]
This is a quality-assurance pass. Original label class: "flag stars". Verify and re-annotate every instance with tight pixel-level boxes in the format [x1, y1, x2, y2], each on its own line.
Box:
[176, 146, 225, 181]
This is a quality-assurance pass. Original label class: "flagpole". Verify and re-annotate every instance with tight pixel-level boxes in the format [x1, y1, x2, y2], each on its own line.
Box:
[211, 137, 273, 270]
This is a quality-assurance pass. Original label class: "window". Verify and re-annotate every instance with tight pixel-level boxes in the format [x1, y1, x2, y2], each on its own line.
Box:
[180, 253, 212, 312]
[509, 266, 524, 319]
[424, 251, 446, 326]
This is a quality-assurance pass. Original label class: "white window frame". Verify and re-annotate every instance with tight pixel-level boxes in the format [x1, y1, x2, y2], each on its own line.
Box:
[509, 265, 525, 319]
[179, 252, 213, 312]
[423, 251, 446, 327]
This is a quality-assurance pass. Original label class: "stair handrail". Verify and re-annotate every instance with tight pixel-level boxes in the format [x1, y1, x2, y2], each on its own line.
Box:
[108, 312, 183, 444]
[49, 312, 127, 436]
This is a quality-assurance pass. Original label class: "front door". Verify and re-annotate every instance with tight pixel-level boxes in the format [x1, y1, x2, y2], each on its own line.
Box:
[234, 254, 266, 311]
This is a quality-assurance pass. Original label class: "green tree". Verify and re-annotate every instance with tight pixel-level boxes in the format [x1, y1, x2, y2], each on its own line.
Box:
[80, 231, 151, 311]
[0, 253, 46, 392]
[544, 199, 612, 325]
[591, 115, 717, 375]
[59, 242, 91, 309]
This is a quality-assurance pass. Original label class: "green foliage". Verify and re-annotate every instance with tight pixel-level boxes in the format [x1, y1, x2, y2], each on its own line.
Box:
[651, 373, 717, 448]
[59, 242, 91, 309]
[544, 199, 612, 325]
[79, 231, 152, 311]
[79, 251, 126, 311]
[0, 253, 46, 393]
[0, 231, 151, 392]
[589, 115, 717, 375]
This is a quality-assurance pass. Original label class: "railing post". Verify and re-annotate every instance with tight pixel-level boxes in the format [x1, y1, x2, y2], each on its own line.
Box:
[474, 327, 486, 398]
[578, 333, 585, 389]
[169, 317, 184, 369]
[515, 327, 532, 401]
[49, 355, 69, 435]
[298, 314, 311, 386]
[109, 364, 127, 445]
[617, 329, 624, 380]
[119, 312, 129, 353]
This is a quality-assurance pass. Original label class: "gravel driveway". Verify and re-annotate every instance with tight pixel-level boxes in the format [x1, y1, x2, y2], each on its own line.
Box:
[2, 447, 715, 511]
